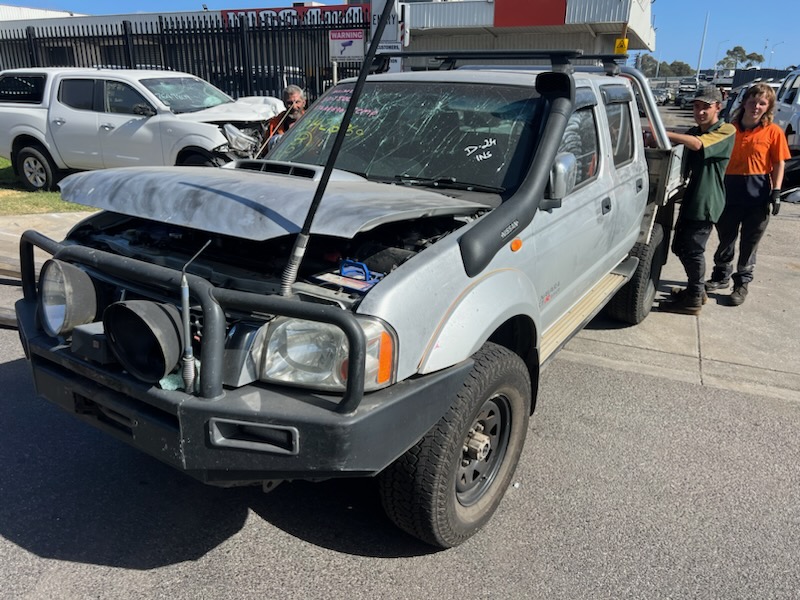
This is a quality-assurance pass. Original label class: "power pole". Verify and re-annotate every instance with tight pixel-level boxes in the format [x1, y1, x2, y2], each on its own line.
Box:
[695, 12, 709, 85]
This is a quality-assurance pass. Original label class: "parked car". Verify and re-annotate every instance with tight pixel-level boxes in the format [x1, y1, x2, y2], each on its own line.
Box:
[774, 69, 800, 154]
[0, 68, 282, 191]
[672, 78, 697, 108]
[211, 65, 306, 98]
[15, 51, 685, 548]
[722, 80, 782, 122]
[651, 88, 668, 105]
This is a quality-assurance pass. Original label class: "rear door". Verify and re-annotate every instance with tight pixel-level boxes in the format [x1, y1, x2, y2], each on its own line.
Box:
[48, 78, 104, 169]
[597, 83, 648, 272]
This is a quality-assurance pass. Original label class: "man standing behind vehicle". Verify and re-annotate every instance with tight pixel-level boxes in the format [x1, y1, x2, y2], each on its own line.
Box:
[660, 84, 735, 315]
[705, 82, 790, 306]
[267, 85, 307, 138]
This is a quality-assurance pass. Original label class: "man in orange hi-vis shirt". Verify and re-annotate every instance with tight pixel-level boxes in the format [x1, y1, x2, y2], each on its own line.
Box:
[706, 82, 791, 306]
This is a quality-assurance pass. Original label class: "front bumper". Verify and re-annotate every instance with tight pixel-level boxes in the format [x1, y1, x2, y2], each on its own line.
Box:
[17, 298, 471, 484]
[16, 231, 471, 485]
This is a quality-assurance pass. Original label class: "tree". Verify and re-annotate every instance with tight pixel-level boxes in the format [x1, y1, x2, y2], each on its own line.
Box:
[639, 53, 659, 77]
[668, 61, 694, 77]
[725, 46, 765, 68]
[658, 62, 675, 77]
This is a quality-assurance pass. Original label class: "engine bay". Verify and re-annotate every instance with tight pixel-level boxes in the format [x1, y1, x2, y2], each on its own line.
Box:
[68, 211, 471, 303]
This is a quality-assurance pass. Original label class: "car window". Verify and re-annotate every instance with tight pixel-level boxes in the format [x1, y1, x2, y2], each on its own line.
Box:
[104, 81, 150, 115]
[59, 78, 95, 111]
[784, 76, 800, 105]
[140, 76, 233, 113]
[0, 74, 46, 103]
[776, 75, 796, 103]
[605, 102, 634, 167]
[269, 81, 543, 193]
[557, 106, 599, 188]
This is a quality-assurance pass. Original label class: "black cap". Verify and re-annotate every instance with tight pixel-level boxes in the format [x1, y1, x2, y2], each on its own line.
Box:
[693, 84, 722, 104]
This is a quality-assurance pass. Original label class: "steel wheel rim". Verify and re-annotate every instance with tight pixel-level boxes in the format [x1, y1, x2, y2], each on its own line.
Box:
[456, 393, 512, 507]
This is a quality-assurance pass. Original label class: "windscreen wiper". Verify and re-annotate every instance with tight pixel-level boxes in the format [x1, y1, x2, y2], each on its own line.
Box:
[394, 175, 505, 194]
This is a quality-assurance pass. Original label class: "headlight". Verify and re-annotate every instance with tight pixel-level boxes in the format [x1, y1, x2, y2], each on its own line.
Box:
[38, 259, 98, 338]
[260, 317, 395, 392]
[223, 124, 258, 152]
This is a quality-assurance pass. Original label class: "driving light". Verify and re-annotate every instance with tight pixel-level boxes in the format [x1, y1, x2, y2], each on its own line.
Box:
[103, 300, 183, 383]
[38, 259, 98, 338]
[260, 317, 395, 392]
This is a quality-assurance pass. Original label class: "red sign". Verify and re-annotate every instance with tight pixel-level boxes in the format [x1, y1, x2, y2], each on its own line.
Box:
[221, 4, 369, 27]
[494, 0, 566, 28]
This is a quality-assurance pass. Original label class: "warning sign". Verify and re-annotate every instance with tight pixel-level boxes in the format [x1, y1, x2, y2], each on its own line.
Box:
[329, 29, 365, 62]
[614, 38, 629, 55]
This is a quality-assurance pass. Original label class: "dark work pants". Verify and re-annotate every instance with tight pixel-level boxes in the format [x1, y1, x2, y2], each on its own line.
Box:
[672, 219, 713, 296]
[712, 174, 771, 286]
[711, 203, 770, 285]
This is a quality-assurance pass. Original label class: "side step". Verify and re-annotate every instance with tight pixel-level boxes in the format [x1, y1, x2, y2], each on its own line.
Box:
[539, 268, 631, 365]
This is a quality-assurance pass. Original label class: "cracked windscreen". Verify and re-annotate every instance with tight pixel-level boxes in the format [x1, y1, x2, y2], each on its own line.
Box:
[268, 81, 542, 193]
[140, 77, 233, 113]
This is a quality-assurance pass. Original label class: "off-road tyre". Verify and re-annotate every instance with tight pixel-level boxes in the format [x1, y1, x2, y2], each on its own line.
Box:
[605, 223, 666, 325]
[378, 342, 531, 548]
[16, 145, 58, 191]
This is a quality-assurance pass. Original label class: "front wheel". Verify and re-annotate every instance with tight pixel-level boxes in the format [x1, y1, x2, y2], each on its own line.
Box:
[16, 146, 58, 191]
[378, 343, 531, 548]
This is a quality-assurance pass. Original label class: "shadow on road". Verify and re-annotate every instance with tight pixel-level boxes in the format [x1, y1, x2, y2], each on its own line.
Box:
[0, 356, 435, 568]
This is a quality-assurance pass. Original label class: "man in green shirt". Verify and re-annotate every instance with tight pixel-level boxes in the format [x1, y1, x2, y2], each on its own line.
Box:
[661, 85, 735, 315]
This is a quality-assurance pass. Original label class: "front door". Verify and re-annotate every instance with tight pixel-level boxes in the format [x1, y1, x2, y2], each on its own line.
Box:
[97, 79, 165, 168]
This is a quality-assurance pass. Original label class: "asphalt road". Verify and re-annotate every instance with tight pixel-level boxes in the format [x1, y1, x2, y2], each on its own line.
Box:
[2, 279, 799, 599]
[2, 105, 798, 599]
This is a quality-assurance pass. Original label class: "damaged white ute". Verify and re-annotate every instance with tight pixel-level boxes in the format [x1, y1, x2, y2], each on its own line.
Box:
[0, 67, 281, 191]
[15, 51, 684, 548]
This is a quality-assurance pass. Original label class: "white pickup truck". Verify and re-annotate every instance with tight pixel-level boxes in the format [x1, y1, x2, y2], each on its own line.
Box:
[16, 51, 685, 548]
[0, 67, 282, 191]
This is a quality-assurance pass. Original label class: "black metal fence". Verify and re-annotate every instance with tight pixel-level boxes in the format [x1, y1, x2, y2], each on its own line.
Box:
[0, 12, 369, 101]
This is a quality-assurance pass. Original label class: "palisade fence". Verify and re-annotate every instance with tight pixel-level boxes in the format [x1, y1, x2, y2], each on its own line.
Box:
[0, 12, 370, 101]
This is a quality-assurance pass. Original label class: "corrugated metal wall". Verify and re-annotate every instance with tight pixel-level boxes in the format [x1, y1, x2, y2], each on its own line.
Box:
[405, 1, 493, 30]
[565, 0, 630, 24]
[408, 30, 612, 61]
[0, 5, 80, 21]
[404, 0, 654, 52]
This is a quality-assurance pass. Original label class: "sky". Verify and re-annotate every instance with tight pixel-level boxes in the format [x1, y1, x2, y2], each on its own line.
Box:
[8, 0, 799, 72]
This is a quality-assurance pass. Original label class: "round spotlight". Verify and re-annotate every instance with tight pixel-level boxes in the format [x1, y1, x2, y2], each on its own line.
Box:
[39, 259, 98, 338]
[103, 301, 183, 383]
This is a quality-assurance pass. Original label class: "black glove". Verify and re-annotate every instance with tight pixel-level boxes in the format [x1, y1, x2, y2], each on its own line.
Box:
[771, 189, 781, 216]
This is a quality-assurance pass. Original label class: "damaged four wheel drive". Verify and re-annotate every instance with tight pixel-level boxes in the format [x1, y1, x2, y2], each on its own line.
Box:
[15, 49, 685, 548]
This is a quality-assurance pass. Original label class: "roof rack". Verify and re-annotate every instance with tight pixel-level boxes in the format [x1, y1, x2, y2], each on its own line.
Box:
[580, 54, 628, 75]
[372, 49, 584, 73]
[372, 50, 630, 74]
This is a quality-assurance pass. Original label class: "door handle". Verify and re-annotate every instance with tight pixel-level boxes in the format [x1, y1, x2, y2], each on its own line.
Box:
[636, 178, 644, 192]
[601, 197, 612, 214]
[52, 118, 65, 126]
[100, 123, 116, 131]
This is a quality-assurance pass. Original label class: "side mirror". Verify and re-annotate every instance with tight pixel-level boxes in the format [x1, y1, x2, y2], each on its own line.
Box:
[133, 104, 156, 117]
[542, 152, 577, 211]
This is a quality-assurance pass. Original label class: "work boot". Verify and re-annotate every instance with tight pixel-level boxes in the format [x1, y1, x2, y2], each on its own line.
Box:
[704, 277, 730, 291]
[671, 287, 708, 305]
[729, 283, 749, 306]
[661, 290, 704, 315]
